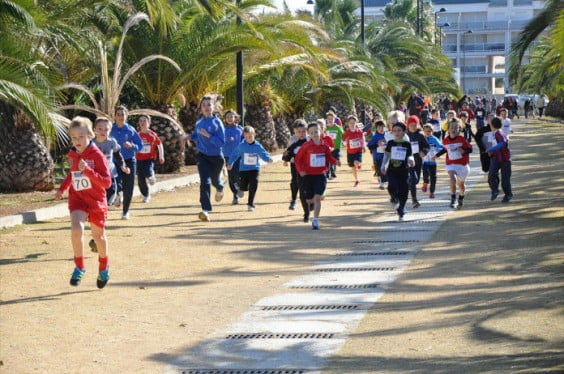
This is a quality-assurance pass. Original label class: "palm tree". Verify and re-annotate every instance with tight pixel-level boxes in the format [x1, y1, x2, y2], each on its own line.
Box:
[0, 0, 69, 192]
[507, 0, 563, 85]
[59, 13, 184, 171]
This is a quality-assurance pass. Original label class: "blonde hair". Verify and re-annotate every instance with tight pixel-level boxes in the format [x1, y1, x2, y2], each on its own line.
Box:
[316, 118, 326, 127]
[243, 125, 255, 134]
[387, 110, 405, 126]
[446, 110, 457, 118]
[69, 116, 95, 137]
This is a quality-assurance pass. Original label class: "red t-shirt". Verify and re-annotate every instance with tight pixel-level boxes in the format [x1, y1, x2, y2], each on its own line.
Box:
[342, 128, 364, 154]
[294, 140, 338, 176]
[442, 135, 472, 166]
[136, 130, 162, 161]
[59, 143, 111, 212]
[322, 134, 335, 148]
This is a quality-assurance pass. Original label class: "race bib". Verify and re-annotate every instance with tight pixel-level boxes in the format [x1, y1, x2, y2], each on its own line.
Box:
[426, 145, 436, 160]
[410, 141, 420, 154]
[72, 171, 92, 191]
[243, 153, 258, 165]
[326, 131, 337, 140]
[447, 143, 462, 160]
[350, 139, 362, 149]
[433, 122, 441, 133]
[391, 146, 407, 161]
[376, 140, 386, 153]
[140, 143, 151, 154]
[310, 153, 326, 167]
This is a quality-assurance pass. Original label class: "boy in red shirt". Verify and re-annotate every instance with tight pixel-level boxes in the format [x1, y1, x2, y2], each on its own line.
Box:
[136, 115, 164, 203]
[295, 122, 340, 230]
[436, 119, 473, 209]
[56, 117, 112, 288]
[342, 115, 365, 187]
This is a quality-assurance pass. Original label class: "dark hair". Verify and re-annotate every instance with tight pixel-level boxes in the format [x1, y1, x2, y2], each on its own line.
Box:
[307, 122, 319, 130]
[347, 115, 358, 122]
[392, 122, 406, 131]
[491, 117, 502, 129]
[293, 119, 307, 128]
[459, 111, 468, 118]
[430, 109, 438, 114]
[375, 120, 386, 127]
[114, 105, 128, 115]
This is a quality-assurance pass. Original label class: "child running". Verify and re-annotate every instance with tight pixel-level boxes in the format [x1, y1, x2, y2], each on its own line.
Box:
[342, 115, 365, 187]
[294, 122, 340, 229]
[429, 109, 442, 139]
[367, 120, 388, 189]
[421, 124, 443, 198]
[186, 95, 226, 222]
[499, 108, 513, 138]
[487, 116, 513, 203]
[325, 112, 344, 179]
[136, 114, 164, 203]
[223, 109, 244, 204]
[283, 120, 310, 221]
[436, 119, 473, 209]
[381, 122, 415, 221]
[55, 117, 112, 288]
[406, 115, 430, 208]
[227, 126, 273, 211]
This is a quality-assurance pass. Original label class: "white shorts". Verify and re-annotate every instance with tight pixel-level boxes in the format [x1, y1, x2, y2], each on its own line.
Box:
[445, 164, 470, 181]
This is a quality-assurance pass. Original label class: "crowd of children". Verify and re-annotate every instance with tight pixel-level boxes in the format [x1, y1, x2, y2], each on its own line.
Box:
[55, 93, 515, 287]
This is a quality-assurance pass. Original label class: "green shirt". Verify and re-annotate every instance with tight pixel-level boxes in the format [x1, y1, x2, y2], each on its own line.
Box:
[325, 125, 344, 150]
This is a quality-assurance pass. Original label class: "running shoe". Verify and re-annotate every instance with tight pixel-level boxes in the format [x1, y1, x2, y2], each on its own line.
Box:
[289, 200, 297, 210]
[122, 213, 130, 220]
[97, 267, 110, 289]
[490, 190, 500, 201]
[232, 197, 239, 205]
[331, 173, 337, 178]
[89, 239, 98, 253]
[379, 182, 386, 190]
[396, 208, 405, 221]
[142, 195, 151, 203]
[501, 195, 513, 203]
[248, 205, 255, 212]
[354, 180, 359, 187]
[148, 176, 156, 186]
[70, 267, 85, 286]
[429, 193, 435, 199]
[450, 197, 457, 208]
[457, 197, 464, 209]
[215, 190, 224, 202]
[312, 218, 319, 230]
[303, 215, 309, 223]
[198, 211, 210, 222]
[421, 183, 428, 192]
[412, 200, 421, 209]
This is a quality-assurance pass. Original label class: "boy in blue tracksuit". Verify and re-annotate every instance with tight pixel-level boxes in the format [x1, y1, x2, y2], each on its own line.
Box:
[366, 120, 388, 189]
[223, 110, 244, 204]
[421, 124, 443, 198]
[227, 126, 273, 211]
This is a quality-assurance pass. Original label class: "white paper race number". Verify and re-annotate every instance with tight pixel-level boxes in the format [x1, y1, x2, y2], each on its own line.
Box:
[326, 131, 337, 140]
[391, 146, 407, 161]
[349, 139, 362, 149]
[447, 143, 462, 160]
[243, 153, 258, 165]
[140, 143, 151, 154]
[410, 141, 420, 154]
[310, 153, 326, 167]
[72, 171, 92, 191]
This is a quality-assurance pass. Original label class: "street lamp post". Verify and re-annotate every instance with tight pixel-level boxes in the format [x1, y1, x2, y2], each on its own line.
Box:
[434, 8, 446, 45]
[438, 22, 450, 50]
[236, 0, 244, 125]
[461, 29, 473, 95]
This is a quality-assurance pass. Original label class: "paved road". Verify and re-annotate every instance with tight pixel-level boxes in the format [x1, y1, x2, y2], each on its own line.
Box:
[0, 119, 562, 373]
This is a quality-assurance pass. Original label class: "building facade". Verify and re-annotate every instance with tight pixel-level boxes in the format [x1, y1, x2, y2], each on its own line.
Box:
[364, 0, 545, 95]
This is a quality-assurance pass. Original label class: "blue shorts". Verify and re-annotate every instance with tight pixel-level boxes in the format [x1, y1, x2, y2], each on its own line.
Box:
[331, 149, 341, 160]
[347, 153, 362, 167]
[302, 174, 327, 199]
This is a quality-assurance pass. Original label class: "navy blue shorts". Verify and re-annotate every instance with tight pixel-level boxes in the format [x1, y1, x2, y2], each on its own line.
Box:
[302, 174, 327, 199]
[331, 149, 341, 160]
[347, 152, 362, 167]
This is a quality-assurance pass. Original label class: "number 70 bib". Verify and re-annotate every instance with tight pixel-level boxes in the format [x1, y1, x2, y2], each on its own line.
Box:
[72, 171, 92, 191]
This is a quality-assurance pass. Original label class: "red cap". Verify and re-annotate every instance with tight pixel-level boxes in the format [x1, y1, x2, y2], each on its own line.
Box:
[407, 115, 420, 125]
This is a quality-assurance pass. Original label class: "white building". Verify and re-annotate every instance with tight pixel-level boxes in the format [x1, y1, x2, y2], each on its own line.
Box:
[363, 0, 545, 95]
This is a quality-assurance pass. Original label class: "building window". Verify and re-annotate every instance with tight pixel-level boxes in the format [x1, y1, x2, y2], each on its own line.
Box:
[513, 0, 533, 5]
[489, 0, 507, 7]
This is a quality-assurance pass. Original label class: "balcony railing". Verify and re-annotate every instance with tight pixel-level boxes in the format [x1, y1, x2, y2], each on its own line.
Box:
[442, 43, 506, 53]
[443, 20, 531, 31]
[461, 65, 487, 73]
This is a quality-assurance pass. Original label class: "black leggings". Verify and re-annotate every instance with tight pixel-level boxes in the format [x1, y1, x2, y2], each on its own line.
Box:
[387, 169, 409, 212]
[409, 160, 422, 202]
[290, 163, 309, 216]
[422, 163, 437, 193]
[239, 170, 259, 206]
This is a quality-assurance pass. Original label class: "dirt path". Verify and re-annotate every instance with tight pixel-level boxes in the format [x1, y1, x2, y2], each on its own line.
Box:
[1, 119, 562, 373]
[324, 120, 564, 373]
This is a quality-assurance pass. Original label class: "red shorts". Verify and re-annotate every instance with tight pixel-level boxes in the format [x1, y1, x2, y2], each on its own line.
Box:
[68, 199, 108, 228]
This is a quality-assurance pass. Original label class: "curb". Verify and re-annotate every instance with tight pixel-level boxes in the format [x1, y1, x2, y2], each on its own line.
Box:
[0, 155, 282, 230]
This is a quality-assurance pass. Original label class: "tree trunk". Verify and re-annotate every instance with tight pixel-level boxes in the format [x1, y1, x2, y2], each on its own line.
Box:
[151, 105, 185, 174]
[0, 104, 55, 192]
[273, 115, 291, 149]
[546, 98, 564, 118]
[246, 101, 277, 151]
[178, 102, 199, 165]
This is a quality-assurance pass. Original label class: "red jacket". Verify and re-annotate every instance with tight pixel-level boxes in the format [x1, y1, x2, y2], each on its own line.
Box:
[322, 134, 335, 148]
[59, 143, 112, 209]
[442, 135, 472, 166]
[295, 140, 338, 176]
[136, 130, 162, 161]
[342, 128, 364, 154]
